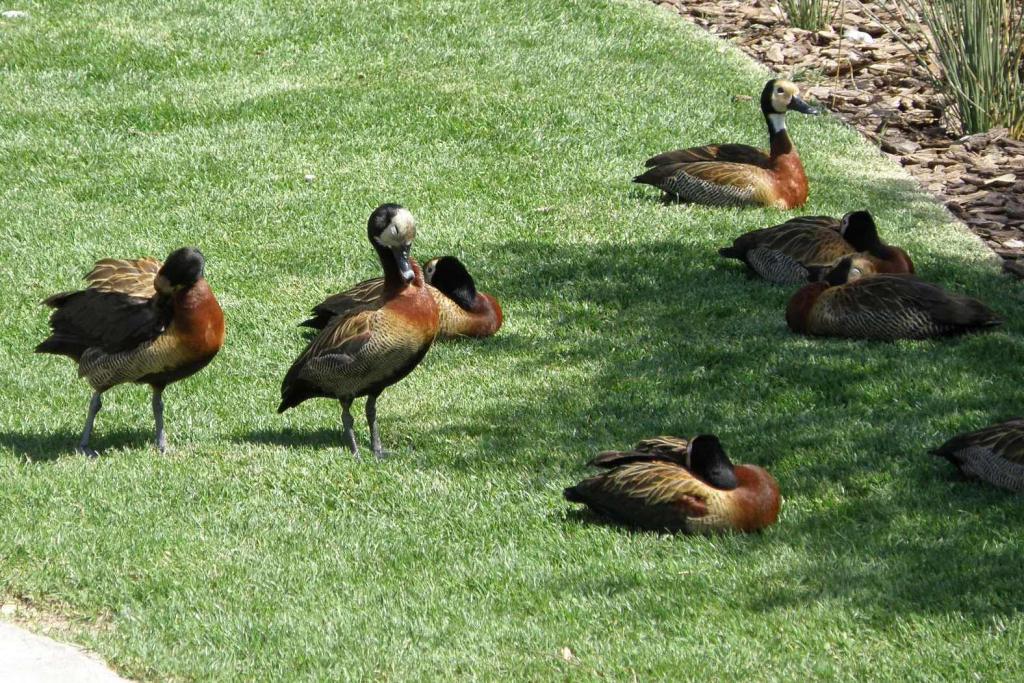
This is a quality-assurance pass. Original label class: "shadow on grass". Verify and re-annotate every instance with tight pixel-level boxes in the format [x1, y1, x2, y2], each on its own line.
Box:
[423, 234, 1024, 622]
[0, 429, 151, 463]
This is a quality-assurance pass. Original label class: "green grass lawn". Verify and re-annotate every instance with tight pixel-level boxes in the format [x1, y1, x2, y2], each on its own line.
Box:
[2, 0, 1024, 679]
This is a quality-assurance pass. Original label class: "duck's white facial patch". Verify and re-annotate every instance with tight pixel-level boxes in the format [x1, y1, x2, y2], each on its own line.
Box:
[374, 208, 417, 248]
[770, 81, 799, 113]
[768, 112, 787, 133]
[424, 261, 436, 281]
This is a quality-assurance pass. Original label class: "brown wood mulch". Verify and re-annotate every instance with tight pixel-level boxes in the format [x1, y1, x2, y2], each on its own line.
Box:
[650, 0, 1024, 279]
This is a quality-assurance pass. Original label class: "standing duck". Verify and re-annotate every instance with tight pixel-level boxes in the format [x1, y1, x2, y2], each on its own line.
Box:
[718, 211, 914, 284]
[279, 204, 439, 458]
[564, 435, 781, 534]
[633, 79, 819, 209]
[36, 247, 225, 456]
[786, 256, 1002, 340]
[301, 256, 502, 339]
[931, 418, 1024, 492]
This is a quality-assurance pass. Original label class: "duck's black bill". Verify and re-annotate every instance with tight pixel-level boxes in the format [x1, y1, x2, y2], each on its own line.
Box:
[789, 96, 819, 115]
[392, 245, 414, 284]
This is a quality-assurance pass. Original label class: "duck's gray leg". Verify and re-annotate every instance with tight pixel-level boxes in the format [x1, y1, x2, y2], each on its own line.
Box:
[152, 388, 167, 453]
[341, 399, 359, 457]
[366, 394, 389, 459]
[78, 391, 103, 458]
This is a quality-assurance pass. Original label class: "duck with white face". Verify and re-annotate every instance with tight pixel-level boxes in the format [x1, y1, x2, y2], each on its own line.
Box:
[634, 77, 820, 209]
[279, 204, 440, 459]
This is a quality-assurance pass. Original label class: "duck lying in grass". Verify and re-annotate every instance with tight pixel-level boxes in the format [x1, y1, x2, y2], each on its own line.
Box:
[564, 435, 781, 534]
[36, 248, 225, 456]
[302, 255, 502, 339]
[279, 204, 439, 458]
[634, 78, 818, 209]
[932, 418, 1024, 492]
[786, 255, 1002, 340]
[719, 211, 914, 284]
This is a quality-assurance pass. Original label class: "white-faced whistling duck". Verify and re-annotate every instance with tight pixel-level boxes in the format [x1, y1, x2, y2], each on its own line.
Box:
[301, 256, 502, 340]
[932, 418, 1024, 492]
[719, 211, 915, 284]
[564, 435, 781, 534]
[786, 255, 1003, 340]
[36, 247, 225, 457]
[634, 79, 818, 209]
[279, 204, 440, 458]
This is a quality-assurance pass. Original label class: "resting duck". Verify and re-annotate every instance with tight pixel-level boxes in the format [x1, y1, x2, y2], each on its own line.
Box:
[301, 256, 502, 339]
[36, 247, 225, 456]
[423, 256, 503, 338]
[634, 79, 818, 209]
[279, 204, 439, 458]
[564, 435, 781, 534]
[931, 418, 1024, 492]
[719, 211, 914, 284]
[787, 256, 1002, 340]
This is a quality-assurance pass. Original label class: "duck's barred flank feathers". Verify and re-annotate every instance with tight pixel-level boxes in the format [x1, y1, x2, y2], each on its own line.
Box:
[789, 274, 1002, 340]
[931, 418, 1024, 492]
[634, 164, 760, 207]
[745, 248, 811, 284]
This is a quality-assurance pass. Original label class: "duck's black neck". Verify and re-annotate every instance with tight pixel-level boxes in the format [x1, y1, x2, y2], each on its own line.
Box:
[765, 112, 793, 157]
[373, 241, 412, 289]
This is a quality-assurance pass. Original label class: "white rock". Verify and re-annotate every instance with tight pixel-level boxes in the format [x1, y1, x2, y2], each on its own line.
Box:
[844, 28, 874, 44]
[1, 10, 28, 19]
[303, 174, 316, 183]
[1004, 239, 1024, 249]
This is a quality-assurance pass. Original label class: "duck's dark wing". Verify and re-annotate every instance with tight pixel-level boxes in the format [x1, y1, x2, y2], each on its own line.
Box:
[300, 277, 386, 330]
[931, 418, 1024, 492]
[36, 258, 169, 360]
[851, 276, 1002, 329]
[279, 288, 394, 411]
[644, 144, 770, 169]
[564, 461, 713, 531]
[932, 419, 1024, 465]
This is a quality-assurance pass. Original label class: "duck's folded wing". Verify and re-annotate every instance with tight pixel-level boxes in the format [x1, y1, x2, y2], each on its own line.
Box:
[85, 257, 162, 297]
[589, 436, 691, 469]
[932, 419, 1024, 464]
[645, 144, 770, 168]
[854, 276, 1001, 327]
[37, 289, 168, 358]
[301, 277, 386, 329]
[570, 462, 713, 529]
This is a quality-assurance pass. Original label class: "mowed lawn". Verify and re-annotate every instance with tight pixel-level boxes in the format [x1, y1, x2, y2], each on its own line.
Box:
[2, 0, 1024, 679]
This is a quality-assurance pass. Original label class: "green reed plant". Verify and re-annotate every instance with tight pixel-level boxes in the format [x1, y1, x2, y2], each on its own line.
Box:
[777, 0, 840, 30]
[885, 0, 1024, 138]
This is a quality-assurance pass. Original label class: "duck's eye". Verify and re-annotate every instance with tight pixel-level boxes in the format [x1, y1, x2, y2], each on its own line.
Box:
[776, 87, 785, 95]
[851, 268, 862, 278]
